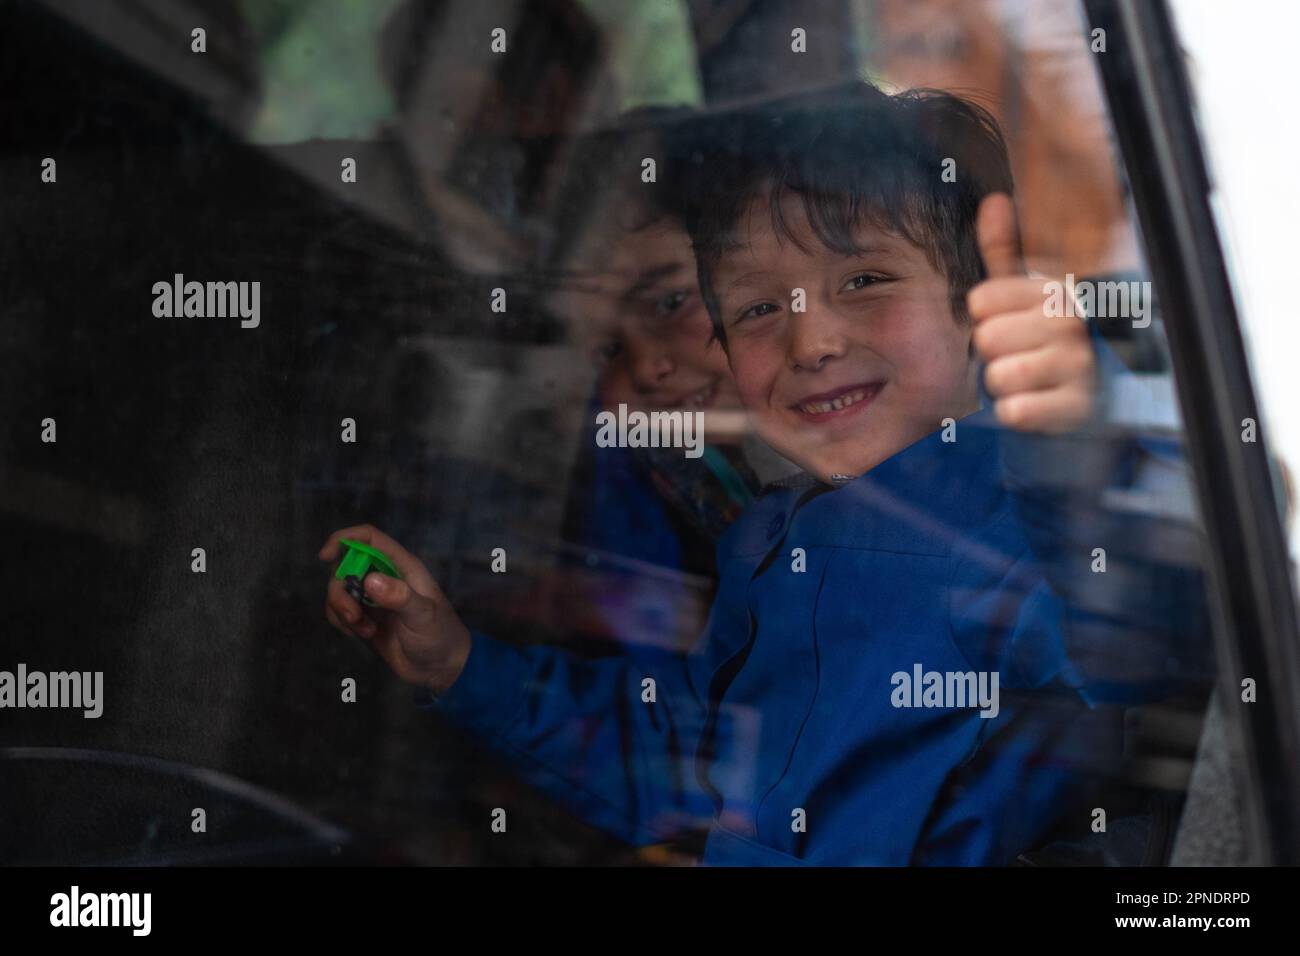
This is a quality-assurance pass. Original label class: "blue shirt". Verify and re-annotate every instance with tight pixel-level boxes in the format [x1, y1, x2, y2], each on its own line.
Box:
[422, 404, 1211, 864]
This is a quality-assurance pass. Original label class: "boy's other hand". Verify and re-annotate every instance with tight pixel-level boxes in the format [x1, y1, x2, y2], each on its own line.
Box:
[319, 525, 471, 695]
[967, 193, 1097, 434]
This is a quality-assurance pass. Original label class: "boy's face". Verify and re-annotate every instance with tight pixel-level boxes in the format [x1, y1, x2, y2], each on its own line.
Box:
[551, 210, 746, 437]
[712, 193, 981, 482]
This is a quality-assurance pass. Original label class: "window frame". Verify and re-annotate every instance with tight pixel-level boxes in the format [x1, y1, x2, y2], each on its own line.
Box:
[1084, 0, 1300, 864]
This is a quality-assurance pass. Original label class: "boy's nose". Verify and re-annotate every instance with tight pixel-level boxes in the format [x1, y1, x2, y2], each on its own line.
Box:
[787, 306, 848, 371]
[628, 343, 676, 392]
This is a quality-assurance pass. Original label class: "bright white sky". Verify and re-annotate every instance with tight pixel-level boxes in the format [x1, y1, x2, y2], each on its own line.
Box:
[1170, 0, 1300, 556]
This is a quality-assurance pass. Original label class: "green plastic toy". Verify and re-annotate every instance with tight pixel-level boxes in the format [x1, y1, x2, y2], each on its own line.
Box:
[334, 538, 402, 607]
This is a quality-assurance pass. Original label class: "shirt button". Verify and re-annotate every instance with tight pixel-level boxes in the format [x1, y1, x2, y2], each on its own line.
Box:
[766, 513, 785, 539]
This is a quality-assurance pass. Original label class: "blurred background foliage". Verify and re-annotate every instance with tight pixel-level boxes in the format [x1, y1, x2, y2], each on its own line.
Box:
[239, 0, 702, 144]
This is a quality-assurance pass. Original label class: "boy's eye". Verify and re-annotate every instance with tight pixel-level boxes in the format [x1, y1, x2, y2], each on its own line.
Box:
[654, 289, 690, 316]
[843, 273, 885, 292]
[594, 339, 623, 365]
[735, 301, 779, 324]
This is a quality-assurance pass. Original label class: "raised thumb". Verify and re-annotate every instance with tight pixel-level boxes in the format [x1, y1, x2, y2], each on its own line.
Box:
[975, 192, 1025, 279]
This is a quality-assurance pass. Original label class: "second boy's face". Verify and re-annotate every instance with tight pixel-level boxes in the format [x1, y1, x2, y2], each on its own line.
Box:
[551, 210, 746, 438]
[713, 194, 981, 483]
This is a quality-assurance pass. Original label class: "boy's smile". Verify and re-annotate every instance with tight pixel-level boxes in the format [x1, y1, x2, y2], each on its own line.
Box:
[714, 194, 981, 483]
[791, 380, 883, 420]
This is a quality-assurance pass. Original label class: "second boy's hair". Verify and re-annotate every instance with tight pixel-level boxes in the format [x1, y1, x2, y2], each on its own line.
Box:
[674, 83, 1014, 345]
[542, 106, 700, 277]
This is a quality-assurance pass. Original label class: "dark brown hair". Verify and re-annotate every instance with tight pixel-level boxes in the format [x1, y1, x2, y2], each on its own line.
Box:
[674, 83, 1014, 344]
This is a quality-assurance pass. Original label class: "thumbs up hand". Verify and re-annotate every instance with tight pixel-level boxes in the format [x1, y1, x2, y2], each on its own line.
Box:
[967, 193, 1097, 434]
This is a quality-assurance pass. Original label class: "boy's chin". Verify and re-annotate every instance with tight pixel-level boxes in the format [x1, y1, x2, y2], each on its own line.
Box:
[780, 445, 891, 486]
[771, 418, 967, 484]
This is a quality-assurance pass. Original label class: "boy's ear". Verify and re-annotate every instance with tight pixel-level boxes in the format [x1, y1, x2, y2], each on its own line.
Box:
[974, 193, 1025, 279]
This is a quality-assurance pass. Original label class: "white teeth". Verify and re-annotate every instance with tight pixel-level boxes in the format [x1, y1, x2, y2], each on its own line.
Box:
[683, 384, 714, 409]
[800, 389, 868, 415]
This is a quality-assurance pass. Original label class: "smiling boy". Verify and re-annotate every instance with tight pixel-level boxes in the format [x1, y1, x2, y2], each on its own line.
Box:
[318, 83, 1160, 864]
[686, 85, 1095, 485]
